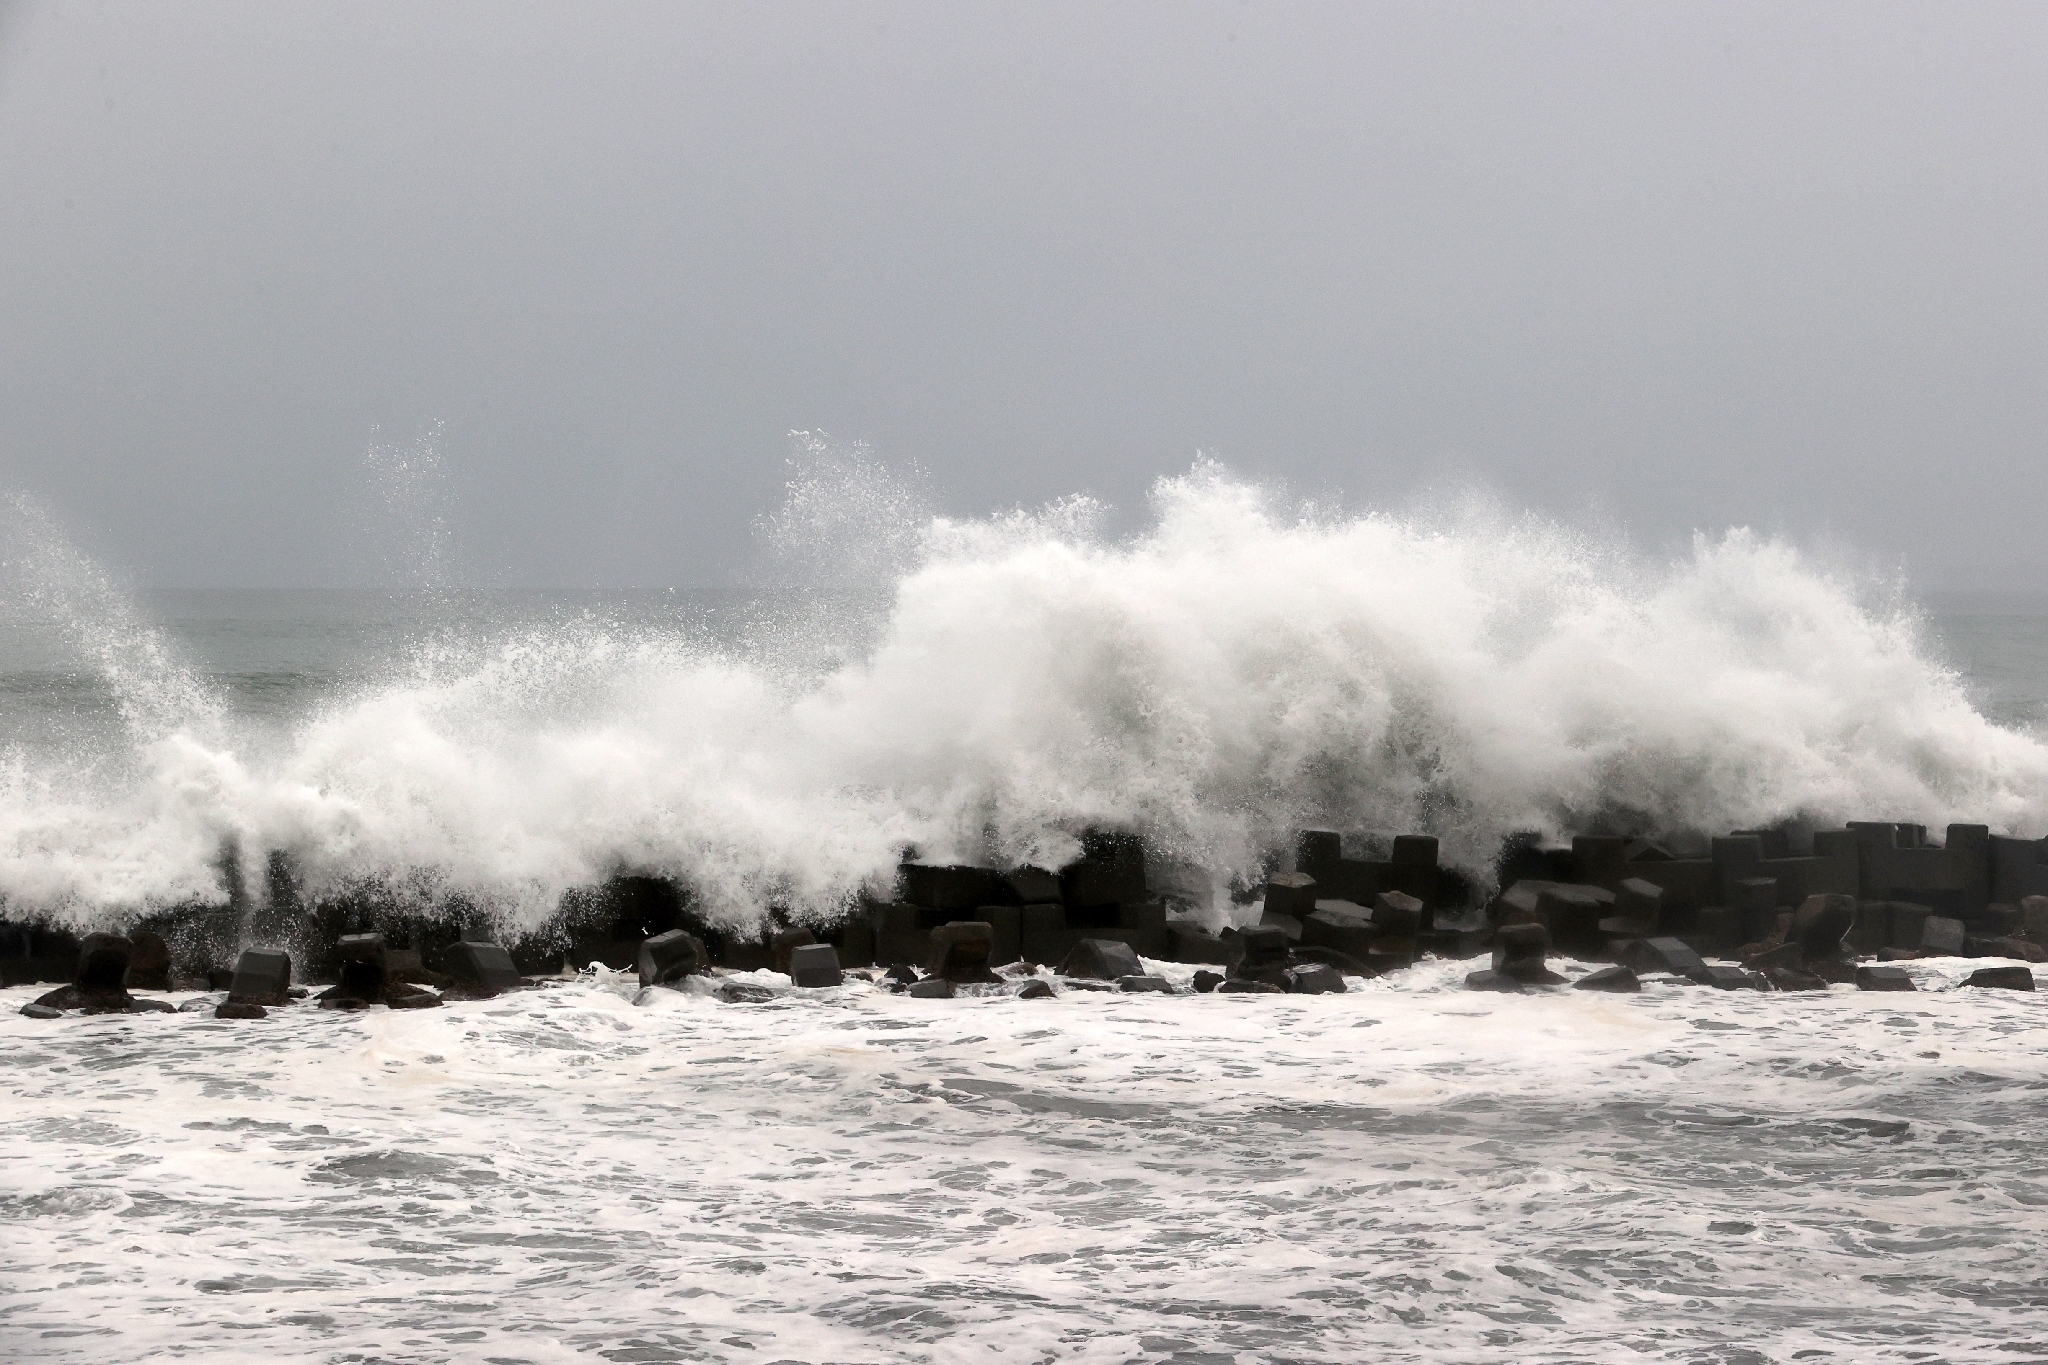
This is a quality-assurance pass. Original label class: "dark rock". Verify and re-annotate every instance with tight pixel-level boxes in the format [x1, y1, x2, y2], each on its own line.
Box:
[1963, 965, 2035, 991]
[905, 977, 955, 999]
[1258, 911, 1304, 942]
[771, 928, 817, 975]
[445, 941, 524, 997]
[128, 931, 173, 991]
[717, 981, 781, 1003]
[1764, 967, 1830, 991]
[1888, 902, 1934, 950]
[1847, 900, 1892, 954]
[1573, 965, 1640, 993]
[929, 921, 1000, 984]
[1284, 963, 1347, 994]
[127, 998, 174, 1013]
[637, 929, 710, 988]
[788, 943, 844, 987]
[1014, 978, 1055, 999]
[1118, 975, 1173, 993]
[388, 990, 442, 1010]
[1742, 942, 1804, 973]
[214, 1001, 268, 1019]
[316, 992, 368, 1010]
[336, 933, 389, 1001]
[1217, 979, 1283, 994]
[206, 968, 236, 991]
[1464, 969, 1526, 993]
[883, 963, 920, 986]
[1855, 965, 1917, 991]
[1700, 964, 1766, 990]
[227, 948, 292, 1006]
[1622, 937, 1711, 983]
[1429, 920, 1491, 959]
[1877, 946, 1923, 962]
[1296, 829, 1343, 876]
[1920, 916, 1967, 956]
[19, 1003, 62, 1019]
[1263, 872, 1319, 919]
[1192, 970, 1224, 993]
[1788, 893, 1856, 961]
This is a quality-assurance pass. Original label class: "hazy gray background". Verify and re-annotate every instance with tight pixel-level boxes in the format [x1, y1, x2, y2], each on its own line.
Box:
[2, 1, 2043, 590]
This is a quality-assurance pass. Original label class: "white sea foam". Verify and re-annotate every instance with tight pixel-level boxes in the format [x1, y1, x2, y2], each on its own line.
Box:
[5, 460, 2048, 933]
[4, 961, 2046, 1363]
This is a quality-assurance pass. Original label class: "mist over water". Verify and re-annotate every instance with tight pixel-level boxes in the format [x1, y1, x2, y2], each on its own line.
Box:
[4, 454, 2047, 936]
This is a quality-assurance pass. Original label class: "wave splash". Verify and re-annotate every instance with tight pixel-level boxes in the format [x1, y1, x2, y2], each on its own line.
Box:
[5, 458, 2047, 935]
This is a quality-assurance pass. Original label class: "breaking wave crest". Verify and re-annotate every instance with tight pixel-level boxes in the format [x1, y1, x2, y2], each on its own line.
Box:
[5, 458, 2047, 935]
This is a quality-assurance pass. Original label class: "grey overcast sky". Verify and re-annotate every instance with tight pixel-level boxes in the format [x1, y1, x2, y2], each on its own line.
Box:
[1, 1, 2044, 590]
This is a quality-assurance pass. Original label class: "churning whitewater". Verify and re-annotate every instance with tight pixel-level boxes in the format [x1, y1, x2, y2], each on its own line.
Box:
[4, 458, 2047, 936]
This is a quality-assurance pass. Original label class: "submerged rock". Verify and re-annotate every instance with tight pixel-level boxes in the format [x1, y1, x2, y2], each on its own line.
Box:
[1464, 969, 1526, 994]
[1014, 978, 1055, 1000]
[904, 977, 954, 1000]
[1117, 975, 1173, 993]
[214, 1001, 268, 1020]
[18, 1003, 61, 1019]
[1059, 938, 1144, 981]
[1283, 963, 1346, 994]
[716, 981, 780, 1004]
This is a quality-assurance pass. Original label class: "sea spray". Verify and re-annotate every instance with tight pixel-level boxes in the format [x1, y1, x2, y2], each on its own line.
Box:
[4, 458, 2048, 935]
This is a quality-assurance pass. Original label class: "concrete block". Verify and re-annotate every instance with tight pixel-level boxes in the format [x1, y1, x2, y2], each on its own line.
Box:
[1732, 876, 1781, 942]
[1963, 965, 2034, 991]
[718, 981, 779, 1003]
[446, 942, 522, 996]
[1535, 886, 1605, 952]
[1920, 916, 1967, 956]
[1764, 967, 1830, 991]
[227, 948, 292, 1006]
[1296, 830, 1343, 880]
[1060, 858, 1146, 909]
[1014, 978, 1055, 999]
[977, 904, 1022, 966]
[1315, 857, 1383, 904]
[1192, 970, 1224, 993]
[1284, 963, 1347, 994]
[1992, 837, 2048, 904]
[1259, 911, 1303, 942]
[1700, 964, 1765, 990]
[1263, 872, 1319, 918]
[1118, 975, 1172, 993]
[1464, 969, 1526, 993]
[1233, 925, 1292, 981]
[1616, 877, 1666, 928]
[1847, 901, 1891, 954]
[1789, 893, 1857, 961]
[637, 929, 709, 988]
[1693, 905, 1742, 951]
[336, 933, 388, 1001]
[1712, 835, 1765, 898]
[785, 944, 843, 987]
[1888, 902, 1934, 950]
[2021, 894, 2048, 944]
[1373, 891, 1425, 937]
[1574, 965, 1641, 992]
[1622, 937, 1710, 983]
[1492, 923, 1563, 984]
[1004, 866, 1062, 904]
[1855, 965, 1916, 991]
[127, 931, 172, 991]
[1059, 938, 1144, 980]
[900, 863, 1009, 910]
[1304, 904, 1375, 959]
[771, 929, 816, 974]
[1167, 923, 1237, 966]
[929, 921, 1000, 983]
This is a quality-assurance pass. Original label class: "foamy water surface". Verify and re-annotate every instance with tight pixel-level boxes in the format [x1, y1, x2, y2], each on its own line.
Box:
[7, 957, 2048, 1364]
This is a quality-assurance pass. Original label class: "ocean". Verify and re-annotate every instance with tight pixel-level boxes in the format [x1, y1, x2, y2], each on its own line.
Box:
[5, 473, 2048, 1362]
